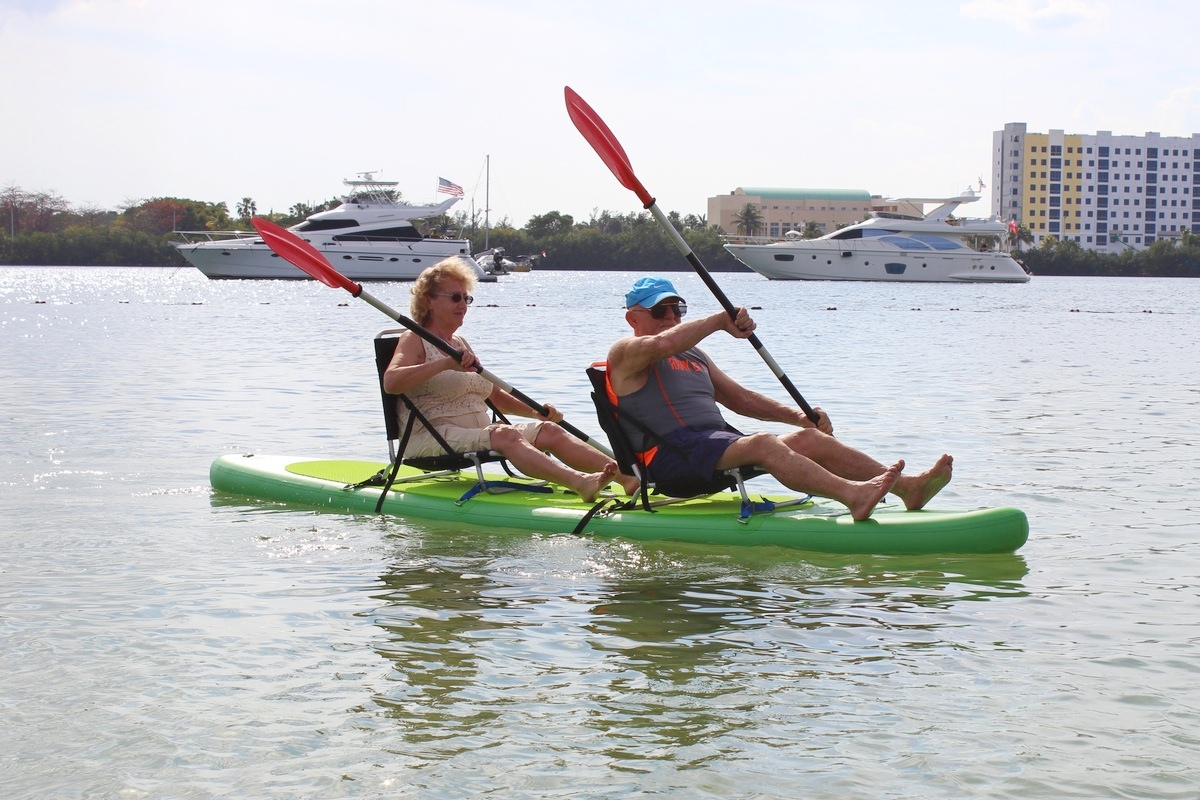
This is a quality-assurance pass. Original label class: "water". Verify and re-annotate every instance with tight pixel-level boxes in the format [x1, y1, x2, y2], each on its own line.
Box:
[2, 267, 1198, 799]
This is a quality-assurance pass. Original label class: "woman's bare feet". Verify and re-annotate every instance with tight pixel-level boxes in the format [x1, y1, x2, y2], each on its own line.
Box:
[574, 462, 617, 503]
[894, 454, 953, 511]
[847, 460, 903, 521]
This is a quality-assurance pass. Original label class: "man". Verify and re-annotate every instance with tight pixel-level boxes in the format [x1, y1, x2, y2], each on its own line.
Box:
[605, 276, 953, 521]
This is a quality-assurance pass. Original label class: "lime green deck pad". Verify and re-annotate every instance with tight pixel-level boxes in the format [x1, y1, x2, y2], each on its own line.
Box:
[210, 454, 1029, 555]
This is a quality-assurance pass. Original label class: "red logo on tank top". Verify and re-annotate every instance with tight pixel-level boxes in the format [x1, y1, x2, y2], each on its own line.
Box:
[666, 355, 705, 373]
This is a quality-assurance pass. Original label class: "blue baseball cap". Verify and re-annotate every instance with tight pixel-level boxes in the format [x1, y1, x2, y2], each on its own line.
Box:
[625, 276, 683, 309]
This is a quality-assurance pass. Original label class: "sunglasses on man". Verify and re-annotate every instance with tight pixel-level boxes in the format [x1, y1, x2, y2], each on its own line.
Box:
[647, 301, 687, 320]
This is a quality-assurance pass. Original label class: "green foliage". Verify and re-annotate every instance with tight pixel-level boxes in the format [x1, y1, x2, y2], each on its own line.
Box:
[0, 227, 177, 266]
[1018, 233, 1200, 277]
[119, 197, 232, 234]
[731, 203, 763, 236]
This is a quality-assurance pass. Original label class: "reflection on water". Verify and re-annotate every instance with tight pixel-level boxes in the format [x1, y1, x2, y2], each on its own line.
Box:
[365, 523, 1030, 771]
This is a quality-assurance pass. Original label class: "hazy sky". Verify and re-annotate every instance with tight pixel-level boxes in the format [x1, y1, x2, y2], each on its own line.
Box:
[2, 0, 1198, 226]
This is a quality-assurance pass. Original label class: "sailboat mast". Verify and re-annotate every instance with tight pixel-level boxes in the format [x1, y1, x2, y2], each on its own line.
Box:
[483, 154, 490, 250]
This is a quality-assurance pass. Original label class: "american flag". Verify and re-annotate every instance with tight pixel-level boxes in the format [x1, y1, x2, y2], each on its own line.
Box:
[437, 177, 464, 197]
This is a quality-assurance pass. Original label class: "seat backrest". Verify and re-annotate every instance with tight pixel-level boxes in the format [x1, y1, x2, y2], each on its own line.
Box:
[586, 361, 746, 500]
[584, 363, 642, 480]
[374, 329, 405, 444]
[374, 328, 511, 470]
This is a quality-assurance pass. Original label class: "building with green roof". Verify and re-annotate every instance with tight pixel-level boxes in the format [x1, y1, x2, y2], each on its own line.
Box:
[708, 187, 892, 238]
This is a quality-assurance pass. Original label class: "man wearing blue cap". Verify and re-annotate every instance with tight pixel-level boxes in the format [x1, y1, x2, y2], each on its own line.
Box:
[604, 276, 953, 521]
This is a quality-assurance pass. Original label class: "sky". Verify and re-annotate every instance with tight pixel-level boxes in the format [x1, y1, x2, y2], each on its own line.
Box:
[2, 0, 1199, 227]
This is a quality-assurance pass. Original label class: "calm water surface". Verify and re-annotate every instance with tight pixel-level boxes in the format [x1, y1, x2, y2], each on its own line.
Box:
[2, 267, 1198, 798]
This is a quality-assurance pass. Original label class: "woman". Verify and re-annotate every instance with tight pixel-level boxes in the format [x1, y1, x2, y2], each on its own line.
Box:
[383, 257, 634, 502]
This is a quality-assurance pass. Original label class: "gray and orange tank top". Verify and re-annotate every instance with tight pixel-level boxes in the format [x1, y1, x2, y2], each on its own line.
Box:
[612, 347, 727, 454]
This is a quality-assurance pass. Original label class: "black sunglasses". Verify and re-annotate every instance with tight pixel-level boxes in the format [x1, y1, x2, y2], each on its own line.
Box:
[432, 292, 474, 305]
[648, 301, 687, 320]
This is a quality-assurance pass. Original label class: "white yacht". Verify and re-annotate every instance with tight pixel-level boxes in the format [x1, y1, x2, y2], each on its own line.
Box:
[724, 189, 1031, 283]
[174, 174, 492, 281]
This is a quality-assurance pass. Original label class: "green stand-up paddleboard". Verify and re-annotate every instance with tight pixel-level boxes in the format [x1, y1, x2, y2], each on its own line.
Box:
[210, 454, 1028, 555]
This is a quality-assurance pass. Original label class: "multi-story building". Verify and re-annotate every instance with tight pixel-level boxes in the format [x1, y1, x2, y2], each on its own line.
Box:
[708, 188, 920, 238]
[992, 122, 1200, 251]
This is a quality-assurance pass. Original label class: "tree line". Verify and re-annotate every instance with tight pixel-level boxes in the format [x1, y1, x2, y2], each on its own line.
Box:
[2, 185, 1199, 277]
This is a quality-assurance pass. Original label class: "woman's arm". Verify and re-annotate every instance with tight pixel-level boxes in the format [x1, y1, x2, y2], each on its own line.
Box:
[382, 332, 456, 394]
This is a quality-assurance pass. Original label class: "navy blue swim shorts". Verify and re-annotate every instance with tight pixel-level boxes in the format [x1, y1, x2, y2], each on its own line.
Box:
[648, 426, 744, 487]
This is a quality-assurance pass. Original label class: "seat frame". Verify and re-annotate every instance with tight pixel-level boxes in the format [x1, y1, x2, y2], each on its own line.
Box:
[366, 329, 550, 510]
[584, 363, 810, 524]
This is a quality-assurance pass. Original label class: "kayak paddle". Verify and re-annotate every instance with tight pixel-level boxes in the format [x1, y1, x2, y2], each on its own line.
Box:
[563, 86, 819, 425]
[251, 216, 614, 456]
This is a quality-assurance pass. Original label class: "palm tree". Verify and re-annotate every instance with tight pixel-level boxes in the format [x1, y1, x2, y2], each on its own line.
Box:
[1007, 221, 1034, 251]
[731, 203, 763, 236]
[236, 197, 257, 220]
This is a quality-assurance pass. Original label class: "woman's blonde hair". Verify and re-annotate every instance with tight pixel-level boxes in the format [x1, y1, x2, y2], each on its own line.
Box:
[410, 257, 479, 325]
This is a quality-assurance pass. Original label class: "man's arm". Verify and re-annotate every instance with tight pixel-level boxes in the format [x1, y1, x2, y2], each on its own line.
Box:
[607, 309, 749, 396]
[708, 358, 819, 428]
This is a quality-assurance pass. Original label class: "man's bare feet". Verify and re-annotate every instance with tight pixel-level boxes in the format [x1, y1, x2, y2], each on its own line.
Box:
[848, 460, 904, 521]
[618, 473, 640, 496]
[574, 462, 617, 503]
[894, 454, 953, 511]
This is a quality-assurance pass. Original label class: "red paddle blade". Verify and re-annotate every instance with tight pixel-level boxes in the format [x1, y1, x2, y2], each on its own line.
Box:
[564, 86, 654, 208]
[251, 217, 360, 294]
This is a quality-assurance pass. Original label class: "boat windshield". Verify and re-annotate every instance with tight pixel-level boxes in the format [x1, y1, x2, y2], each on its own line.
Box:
[295, 219, 360, 232]
[333, 224, 424, 243]
[910, 234, 967, 251]
[879, 236, 932, 251]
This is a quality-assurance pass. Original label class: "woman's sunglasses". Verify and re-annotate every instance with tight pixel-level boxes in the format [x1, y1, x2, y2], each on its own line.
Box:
[648, 301, 687, 320]
[432, 292, 474, 305]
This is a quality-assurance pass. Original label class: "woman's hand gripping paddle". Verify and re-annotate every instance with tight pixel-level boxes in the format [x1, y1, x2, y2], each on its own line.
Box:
[251, 216, 614, 456]
[563, 86, 820, 425]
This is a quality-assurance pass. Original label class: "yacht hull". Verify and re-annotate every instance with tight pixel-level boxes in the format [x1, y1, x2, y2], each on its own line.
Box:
[176, 239, 475, 281]
[725, 242, 1031, 283]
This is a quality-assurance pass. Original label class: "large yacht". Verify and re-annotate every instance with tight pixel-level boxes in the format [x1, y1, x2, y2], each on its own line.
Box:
[174, 174, 491, 281]
[724, 189, 1031, 283]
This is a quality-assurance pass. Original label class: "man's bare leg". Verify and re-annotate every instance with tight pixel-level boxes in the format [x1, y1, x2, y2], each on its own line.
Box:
[719, 434, 903, 520]
[779, 430, 953, 511]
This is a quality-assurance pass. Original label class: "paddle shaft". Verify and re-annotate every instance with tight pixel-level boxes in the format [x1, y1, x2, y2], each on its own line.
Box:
[643, 202, 818, 423]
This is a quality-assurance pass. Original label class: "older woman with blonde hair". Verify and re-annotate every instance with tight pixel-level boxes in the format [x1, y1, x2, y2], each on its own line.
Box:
[384, 257, 634, 502]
